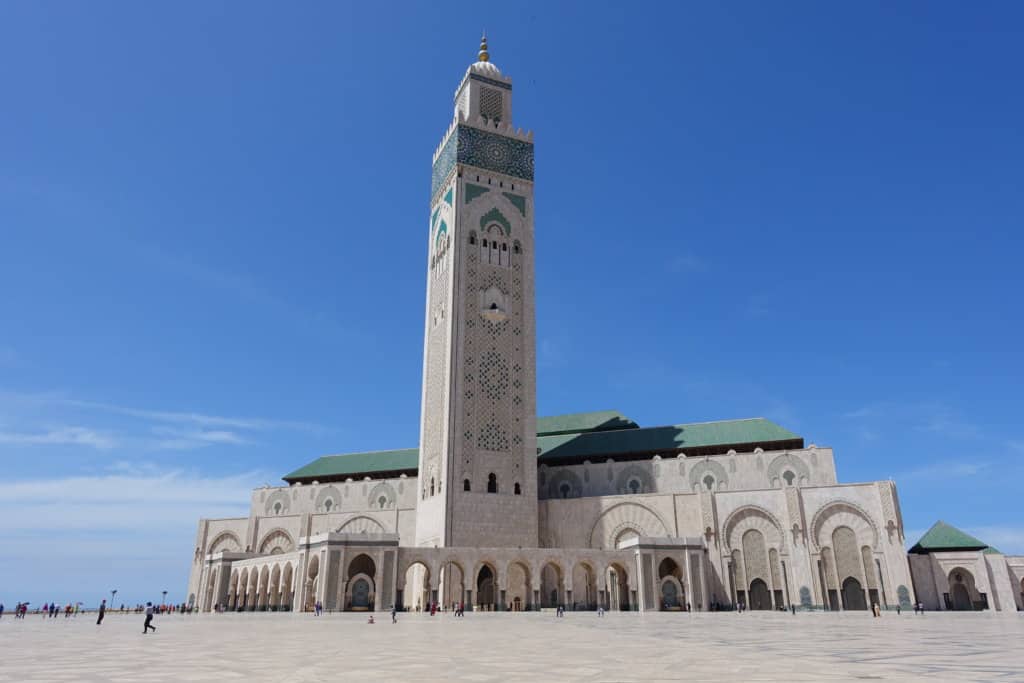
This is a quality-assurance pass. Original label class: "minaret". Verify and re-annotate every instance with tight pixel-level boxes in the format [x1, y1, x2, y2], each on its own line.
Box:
[415, 37, 538, 548]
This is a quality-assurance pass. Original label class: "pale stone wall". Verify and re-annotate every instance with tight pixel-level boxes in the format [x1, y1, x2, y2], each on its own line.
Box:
[909, 550, 1024, 612]
[186, 516, 249, 608]
[536, 475, 912, 611]
[538, 447, 836, 501]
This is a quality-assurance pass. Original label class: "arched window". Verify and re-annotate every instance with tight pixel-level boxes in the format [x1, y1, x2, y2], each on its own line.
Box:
[463, 478, 471, 492]
[782, 471, 796, 486]
[514, 482, 521, 495]
[560, 482, 571, 499]
[323, 499, 333, 512]
[482, 239, 488, 248]
[487, 473, 497, 494]
[430, 478, 435, 497]
[513, 241, 521, 255]
[469, 232, 477, 245]
[703, 474, 715, 491]
[273, 502, 282, 515]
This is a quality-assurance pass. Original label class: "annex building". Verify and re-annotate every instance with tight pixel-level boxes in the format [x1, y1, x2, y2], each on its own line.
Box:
[187, 39, 1024, 616]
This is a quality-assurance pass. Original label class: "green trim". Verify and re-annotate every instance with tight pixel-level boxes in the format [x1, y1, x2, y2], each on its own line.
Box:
[431, 206, 441, 229]
[502, 192, 526, 216]
[443, 187, 453, 206]
[465, 183, 490, 204]
[480, 207, 511, 235]
[435, 220, 448, 246]
[282, 415, 802, 482]
[537, 411, 637, 436]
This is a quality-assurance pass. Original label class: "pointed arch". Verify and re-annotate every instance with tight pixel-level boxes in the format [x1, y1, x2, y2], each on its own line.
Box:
[207, 531, 242, 555]
[258, 528, 295, 555]
[588, 502, 670, 549]
[337, 515, 386, 535]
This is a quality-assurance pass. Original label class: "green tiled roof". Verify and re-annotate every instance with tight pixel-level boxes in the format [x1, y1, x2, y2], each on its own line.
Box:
[538, 417, 801, 463]
[536, 410, 638, 436]
[283, 448, 418, 482]
[909, 521, 991, 554]
[282, 415, 802, 483]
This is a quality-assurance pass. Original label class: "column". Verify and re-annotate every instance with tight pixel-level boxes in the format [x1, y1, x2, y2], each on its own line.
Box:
[683, 552, 694, 610]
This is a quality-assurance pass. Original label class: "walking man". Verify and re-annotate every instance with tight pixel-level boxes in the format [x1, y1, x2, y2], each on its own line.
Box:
[391, 605, 397, 624]
[143, 602, 156, 634]
[96, 599, 106, 625]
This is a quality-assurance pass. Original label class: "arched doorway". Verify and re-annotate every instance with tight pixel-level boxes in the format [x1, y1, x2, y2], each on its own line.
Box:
[506, 561, 531, 611]
[607, 563, 630, 611]
[400, 561, 431, 611]
[749, 578, 771, 610]
[228, 571, 239, 610]
[256, 566, 270, 610]
[205, 568, 218, 611]
[540, 562, 563, 608]
[947, 568, 980, 611]
[280, 564, 294, 611]
[269, 565, 281, 610]
[658, 558, 684, 610]
[476, 565, 496, 610]
[304, 555, 320, 612]
[247, 569, 258, 611]
[346, 554, 377, 611]
[440, 562, 463, 611]
[842, 577, 867, 611]
[572, 562, 597, 610]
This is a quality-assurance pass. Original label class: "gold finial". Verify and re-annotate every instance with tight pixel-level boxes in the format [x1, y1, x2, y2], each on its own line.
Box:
[478, 33, 489, 62]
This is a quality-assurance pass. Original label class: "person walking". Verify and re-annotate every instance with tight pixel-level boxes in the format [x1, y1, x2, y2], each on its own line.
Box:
[96, 599, 106, 625]
[143, 602, 156, 634]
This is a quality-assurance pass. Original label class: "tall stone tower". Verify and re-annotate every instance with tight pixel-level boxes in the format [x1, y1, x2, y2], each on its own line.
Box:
[415, 37, 538, 549]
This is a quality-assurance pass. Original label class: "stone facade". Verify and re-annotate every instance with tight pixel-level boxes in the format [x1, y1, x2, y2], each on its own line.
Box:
[185, 40, 1022, 615]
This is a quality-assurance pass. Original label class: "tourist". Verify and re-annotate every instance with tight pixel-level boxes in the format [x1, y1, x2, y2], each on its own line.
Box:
[391, 605, 397, 623]
[367, 615, 375, 624]
[790, 604, 796, 615]
[896, 604, 901, 615]
[143, 602, 156, 634]
[97, 599, 106, 625]
[872, 602, 881, 618]
[597, 605, 604, 617]
[0, 602, 4, 619]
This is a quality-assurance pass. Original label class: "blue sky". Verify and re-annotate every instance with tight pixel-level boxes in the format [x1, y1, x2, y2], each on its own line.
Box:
[1, 1, 1021, 606]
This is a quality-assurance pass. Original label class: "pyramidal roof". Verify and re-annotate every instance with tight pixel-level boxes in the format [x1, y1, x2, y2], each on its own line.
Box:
[908, 520, 1000, 554]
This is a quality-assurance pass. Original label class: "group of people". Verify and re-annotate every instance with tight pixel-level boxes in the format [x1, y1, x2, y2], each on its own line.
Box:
[2, 603, 31, 618]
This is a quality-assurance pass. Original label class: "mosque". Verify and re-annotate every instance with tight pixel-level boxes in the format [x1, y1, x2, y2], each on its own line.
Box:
[186, 39, 1024, 615]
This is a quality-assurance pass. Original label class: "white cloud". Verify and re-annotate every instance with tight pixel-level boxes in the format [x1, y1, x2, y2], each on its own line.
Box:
[149, 427, 250, 450]
[0, 426, 118, 449]
[899, 460, 990, 480]
[52, 396, 323, 433]
[0, 468, 267, 604]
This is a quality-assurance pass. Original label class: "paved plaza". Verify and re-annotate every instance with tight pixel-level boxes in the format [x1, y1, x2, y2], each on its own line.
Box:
[1, 611, 1021, 682]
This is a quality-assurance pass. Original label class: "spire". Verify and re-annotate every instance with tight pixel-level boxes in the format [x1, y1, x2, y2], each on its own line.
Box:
[478, 33, 489, 62]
